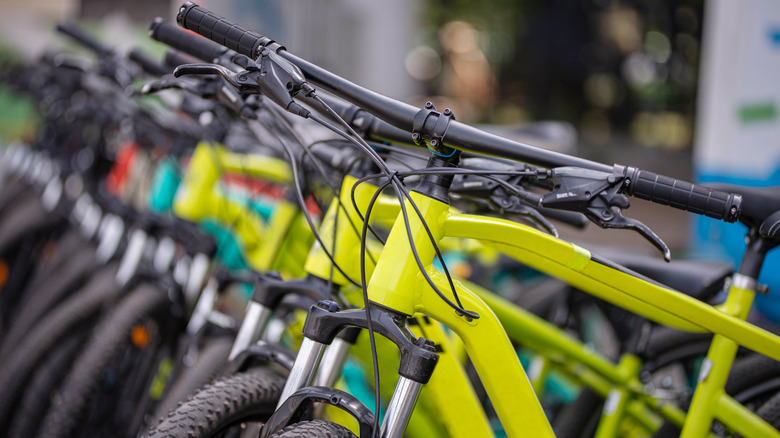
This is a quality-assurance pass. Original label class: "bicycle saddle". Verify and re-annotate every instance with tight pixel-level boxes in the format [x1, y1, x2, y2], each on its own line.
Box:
[708, 184, 780, 232]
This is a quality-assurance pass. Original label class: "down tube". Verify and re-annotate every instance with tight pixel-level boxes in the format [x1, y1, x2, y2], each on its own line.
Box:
[419, 270, 555, 437]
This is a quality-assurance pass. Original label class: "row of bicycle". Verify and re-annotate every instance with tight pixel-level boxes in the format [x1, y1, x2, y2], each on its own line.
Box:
[2, 3, 780, 437]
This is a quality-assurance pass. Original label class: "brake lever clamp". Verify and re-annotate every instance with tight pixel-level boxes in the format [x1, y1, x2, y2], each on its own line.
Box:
[541, 167, 672, 262]
[233, 50, 311, 117]
[174, 50, 311, 118]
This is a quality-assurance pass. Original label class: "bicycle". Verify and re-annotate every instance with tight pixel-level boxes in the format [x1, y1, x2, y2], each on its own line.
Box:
[155, 4, 780, 438]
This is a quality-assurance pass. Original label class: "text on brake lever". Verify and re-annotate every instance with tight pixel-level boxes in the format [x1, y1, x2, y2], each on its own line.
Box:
[540, 166, 672, 262]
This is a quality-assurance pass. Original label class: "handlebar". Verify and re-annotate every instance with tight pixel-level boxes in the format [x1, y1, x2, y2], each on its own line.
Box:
[176, 3, 273, 59]
[57, 22, 112, 57]
[298, 93, 413, 146]
[128, 48, 170, 77]
[163, 49, 199, 69]
[175, 2, 608, 170]
[622, 167, 741, 222]
[150, 18, 230, 63]
[174, 2, 743, 223]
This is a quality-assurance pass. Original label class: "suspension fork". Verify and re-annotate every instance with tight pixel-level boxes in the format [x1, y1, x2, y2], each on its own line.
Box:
[275, 302, 438, 437]
[313, 327, 361, 388]
[229, 273, 335, 360]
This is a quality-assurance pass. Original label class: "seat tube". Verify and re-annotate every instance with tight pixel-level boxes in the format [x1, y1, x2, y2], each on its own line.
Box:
[682, 274, 758, 437]
[683, 236, 767, 437]
[595, 354, 642, 438]
[680, 333, 739, 437]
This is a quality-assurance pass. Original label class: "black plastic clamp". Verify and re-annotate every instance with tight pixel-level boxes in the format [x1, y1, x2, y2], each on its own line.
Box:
[259, 386, 375, 438]
[412, 102, 457, 158]
[225, 343, 297, 375]
[301, 305, 439, 384]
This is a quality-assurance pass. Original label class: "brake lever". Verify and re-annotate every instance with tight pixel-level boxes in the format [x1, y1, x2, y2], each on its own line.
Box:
[541, 167, 671, 261]
[585, 206, 671, 262]
[141, 76, 216, 98]
[144, 72, 258, 120]
[173, 63, 247, 90]
[173, 59, 309, 118]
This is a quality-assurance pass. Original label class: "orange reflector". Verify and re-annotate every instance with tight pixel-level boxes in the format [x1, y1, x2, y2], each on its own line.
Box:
[0, 260, 8, 292]
[130, 324, 151, 348]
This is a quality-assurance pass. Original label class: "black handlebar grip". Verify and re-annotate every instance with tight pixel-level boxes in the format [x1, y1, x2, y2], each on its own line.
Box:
[150, 17, 228, 62]
[623, 167, 741, 222]
[176, 2, 273, 58]
[56, 22, 112, 56]
[128, 48, 170, 77]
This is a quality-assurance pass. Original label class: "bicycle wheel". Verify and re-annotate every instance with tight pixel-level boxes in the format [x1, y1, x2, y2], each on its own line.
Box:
[37, 283, 169, 438]
[556, 351, 780, 438]
[151, 336, 233, 422]
[0, 264, 120, 435]
[144, 366, 285, 438]
[752, 391, 780, 433]
[652, 353, 780, 437]
[24, 227, 86, 289]
[0, 242, 99, 356]
[0, 194, 59, 254]
[7, 332, 86, 438]
[552, 327, 721, 438]
[269, 420, 357, 438]
[714, 354, 780, 437]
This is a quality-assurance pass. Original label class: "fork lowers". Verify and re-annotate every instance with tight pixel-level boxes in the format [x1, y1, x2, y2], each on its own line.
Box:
[412, 154, 461, 204]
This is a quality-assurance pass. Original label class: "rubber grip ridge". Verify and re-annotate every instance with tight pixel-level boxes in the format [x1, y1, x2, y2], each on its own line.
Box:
[176, 2, 271, 58]
[624, 167, 741, 222]
[150, 17, 227, 62]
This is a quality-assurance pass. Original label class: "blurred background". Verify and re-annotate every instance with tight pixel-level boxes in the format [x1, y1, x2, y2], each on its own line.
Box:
[1, 0, 779, 309]
[0, 0, 709, 154]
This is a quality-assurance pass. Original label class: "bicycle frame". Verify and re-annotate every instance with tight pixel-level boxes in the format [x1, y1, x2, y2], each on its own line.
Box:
[363, 189, 780, 437]
[302, 173, 489, 436]
[172, 140, 780, 438]
[172, 141, 310, 275]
